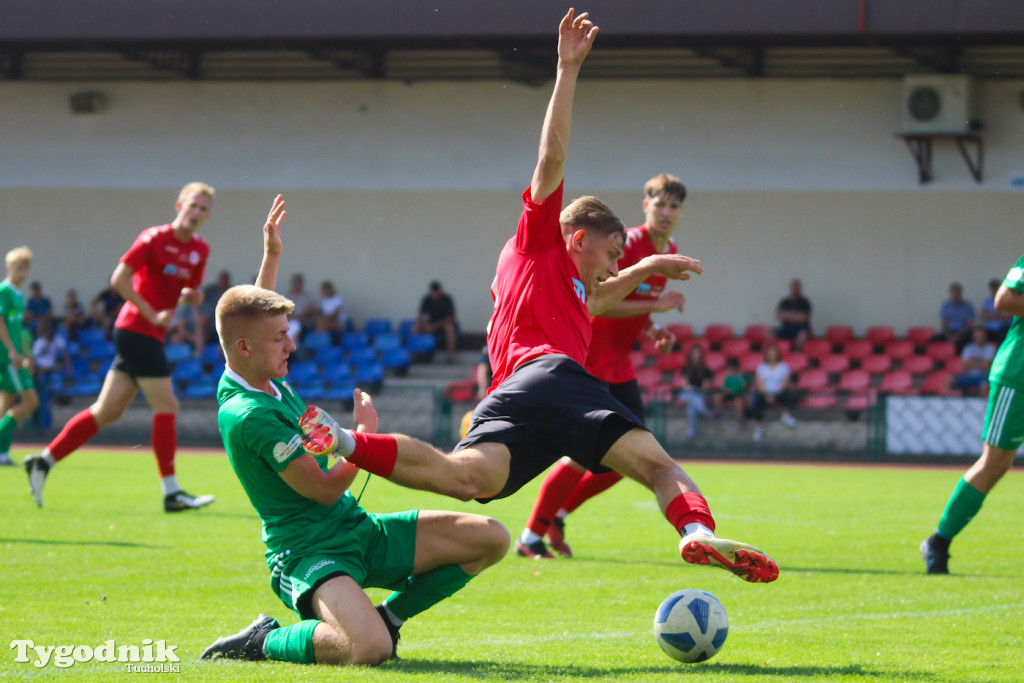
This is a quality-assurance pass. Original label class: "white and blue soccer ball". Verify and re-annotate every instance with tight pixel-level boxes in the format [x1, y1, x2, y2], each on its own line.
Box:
[652, 589, 729, 663]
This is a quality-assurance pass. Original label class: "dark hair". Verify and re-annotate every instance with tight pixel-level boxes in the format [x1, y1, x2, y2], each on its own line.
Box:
[644, 173, 687, 203]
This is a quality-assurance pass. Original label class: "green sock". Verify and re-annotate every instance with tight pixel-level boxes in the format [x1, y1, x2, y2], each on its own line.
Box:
[936, 477, 987, 542]
[383, 564, 473, 622]
[263, 619, 319, 664]
[0, 415, 17, 454]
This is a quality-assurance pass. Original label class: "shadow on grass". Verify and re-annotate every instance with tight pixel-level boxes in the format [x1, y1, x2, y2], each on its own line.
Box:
[0, 536, 169, 549]
[388, 659, 908, 680]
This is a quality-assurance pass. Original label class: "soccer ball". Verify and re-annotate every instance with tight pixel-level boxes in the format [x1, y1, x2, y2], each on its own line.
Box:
[652, 589, 729, 663]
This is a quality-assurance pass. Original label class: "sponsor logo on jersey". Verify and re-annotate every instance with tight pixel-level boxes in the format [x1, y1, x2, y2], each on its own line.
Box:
[572, 277, 587, 304]
[189, 251, 200, 265]
[272, 434, 303, 463]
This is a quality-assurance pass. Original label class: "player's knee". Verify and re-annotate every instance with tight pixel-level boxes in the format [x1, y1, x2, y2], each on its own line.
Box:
[345, 638, 392, 667]
[481, 519, 511, 566]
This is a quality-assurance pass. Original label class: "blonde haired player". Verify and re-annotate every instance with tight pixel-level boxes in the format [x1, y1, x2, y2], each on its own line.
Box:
[0, 246, 40, 466]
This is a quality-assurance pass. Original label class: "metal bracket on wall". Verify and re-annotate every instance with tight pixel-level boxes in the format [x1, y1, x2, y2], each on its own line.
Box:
[896, 133, 983, 184]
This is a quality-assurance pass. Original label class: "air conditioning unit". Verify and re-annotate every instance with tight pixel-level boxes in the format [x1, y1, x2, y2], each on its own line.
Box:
[901, 75, 976, 134]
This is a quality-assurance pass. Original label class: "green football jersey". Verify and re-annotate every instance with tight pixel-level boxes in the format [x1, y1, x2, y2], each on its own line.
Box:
[989, 253, 1024, 388]
[0, 279, 25, 364]
[216, 370, 366, 560]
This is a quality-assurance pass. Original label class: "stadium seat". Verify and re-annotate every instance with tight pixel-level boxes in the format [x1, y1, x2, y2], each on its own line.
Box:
[172, 358, 204, 382]
[629, 350, 648, 369]
[920, 372, 957, 396]
[803, 393, 838, 409]
[837, 369, 871, 393]
[303, 331, 333, 351]
[406, 333, 436, 361]
[738, 351, 762, 373]
[398, 318, 418, 339]
[444, 378, 477, 403]
[655, 351, 686, 373]
[372, 332, 404, 352]
[316, 346, 344, 365]
[794, 368, 829, 393]
[767, 338, 792, 354]
[721, 338, 751, 359]
[842, 339, 873, 362]
[682, 338, 710, 355]
[817, 353, 850, 376]
[925, 341, 957, 362]
[859, 354, 893, 375]
[905, 325, 936, 349]
[824, 325, 855, 348]
[298, 382, 325, 400]
[353, 362, 384, 384]
[180, 380, 216, 399]
[783, 353, 808, 374]
[702, 323, 733, 349]
[321, 363, 353, 384]
[844, 393, 875, 412]
[704, 351, 727, 373]
[85, 340, 117, 361]
[379, 347, 411, 375]
[877, 370, 915, 395]
[942, 356, 963, 373]
[884, 340, 916, 362]
[65, 378, 102, 397]
[200, 342, 224, 364]
[801, 338, 833, 360]
[347, 347, 378, 365]
[865, 325, 895, 349]
[902, 355, 936, 375]
[665, 323, 693, 343]
[164, 342, 193, 364]
[77, 328, 108, 347]
[323, 383, 358, 403]
[638, 335, 660, 357]
[288, 360, 321, 384]
[743, 324, 771, 347]
[340, 331, 370, 351]
[364, 317, 393, 338]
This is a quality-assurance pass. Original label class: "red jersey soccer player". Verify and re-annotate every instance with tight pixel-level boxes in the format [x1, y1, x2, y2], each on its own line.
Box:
[300, 9, 777, 583]
[25, 182, 217, 512]
[516, 173, 688, 559]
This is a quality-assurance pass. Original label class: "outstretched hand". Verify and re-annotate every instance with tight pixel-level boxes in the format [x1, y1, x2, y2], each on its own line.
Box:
[352, 388, 379, 435]
[645, 253, 703, 282]
[558, 8, 598, 66]
[264, 194, 286, 257]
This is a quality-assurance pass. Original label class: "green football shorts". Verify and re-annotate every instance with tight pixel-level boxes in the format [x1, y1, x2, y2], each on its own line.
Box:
[269, 509, 419, 619]
[0, 363, 34, 394]
[983, 381, 1024, 451]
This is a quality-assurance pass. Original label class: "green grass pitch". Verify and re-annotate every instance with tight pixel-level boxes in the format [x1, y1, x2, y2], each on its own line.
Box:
[1, 448, 1022, 682]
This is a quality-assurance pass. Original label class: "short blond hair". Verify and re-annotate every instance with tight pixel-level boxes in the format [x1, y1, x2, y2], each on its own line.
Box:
[216, 285, 294, 354]
[5, 246, 32, 267]
[178, 182, 215, 203]
[644, 173, 687, 203]
[559, 196, 625, 242]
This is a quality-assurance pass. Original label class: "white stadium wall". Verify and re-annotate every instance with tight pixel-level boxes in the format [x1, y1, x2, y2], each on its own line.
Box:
[1, 77, 1022, 334]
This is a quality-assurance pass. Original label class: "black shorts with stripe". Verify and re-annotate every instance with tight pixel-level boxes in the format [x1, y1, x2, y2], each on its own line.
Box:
[112, 328, 171, 379]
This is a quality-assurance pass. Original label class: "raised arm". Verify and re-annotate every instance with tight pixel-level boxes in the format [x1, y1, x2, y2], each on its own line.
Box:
[994, 284, 1024, 318]
[255, 194, 286, 291]
[530, 8, 598, 203]
[588, 254, 702, 317]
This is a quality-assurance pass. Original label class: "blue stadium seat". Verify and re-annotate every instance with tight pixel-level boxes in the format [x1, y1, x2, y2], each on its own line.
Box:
[77, 328, 108, 347]
[65, 379, 102, 397]
[364, 317, 393, 338]
[323, 383, 357, 402]
[85, 340, 117, 361]
[347, 347, 378, 366]
[200, 343, 224, 364]
[379, 347, 411, 374]
[315, 346, 344, 365]
[164, 343, 193, 364]
[180, 380, 216, 399]
[372, 332, 403, 351]
[321, 364, 352, 384]
[406, 333, 436, 354]
[172, 358, 204, 382]
[288, 360, 321, 384]
[298, 382, 325, 400]
[352, 362, 384, 386]
[303, 331, 333, 351]
[341, 331, 369, 351]
[398, 318, 417, 339]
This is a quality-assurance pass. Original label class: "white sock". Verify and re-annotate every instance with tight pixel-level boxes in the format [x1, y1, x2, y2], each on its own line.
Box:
[160, 475, 180, 496]
[42, 450, 56, 467]
[683, 522, 715, 538]
[520, 529, 542, 544]
[555, 509, 568, 519]
[380, 603, 404, 627]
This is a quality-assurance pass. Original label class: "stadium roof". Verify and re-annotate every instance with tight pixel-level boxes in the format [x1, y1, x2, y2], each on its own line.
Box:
[3, 0, 1024, 82]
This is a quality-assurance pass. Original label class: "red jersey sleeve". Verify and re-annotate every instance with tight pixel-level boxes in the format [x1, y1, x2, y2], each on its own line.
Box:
[514, 181, 565, 254]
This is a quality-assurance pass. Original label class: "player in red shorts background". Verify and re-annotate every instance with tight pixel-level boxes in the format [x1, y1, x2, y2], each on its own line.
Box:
[25, 182, 217, 512]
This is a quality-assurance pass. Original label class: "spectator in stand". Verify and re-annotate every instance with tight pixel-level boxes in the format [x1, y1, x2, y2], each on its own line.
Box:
[315, 280, 348, 336]
[980, 278, 1012, 344]
[167, 303, 204, 357]
[89, 285, 125, 340]
[748, 343, 797, 442]
[24, 281, 53, 338]
[679, 343, 713, 439]
[774, 278, 812, 351]
[937, 281, 975, 354]
[31, 318, 72, 430]
[59, 288, 88, 341]
[413, 281, 459, 363]
[286, 273, 317, 336]
[713, 357, 751, 424]
[199, 269, 232, 345]
[943, 326, 996, 396]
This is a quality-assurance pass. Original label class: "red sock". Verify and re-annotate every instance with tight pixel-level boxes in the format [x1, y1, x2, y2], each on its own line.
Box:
[346, 432, 398, 478]
[666, 492, 716, 535]
[48, 409, 99, 461]
[563, 471, 624, 513]
[152, 413, 177, 477]
[526, 461, 586, 536]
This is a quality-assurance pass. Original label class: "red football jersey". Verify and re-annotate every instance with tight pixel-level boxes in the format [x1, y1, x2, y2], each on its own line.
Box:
[487, 182, 592, 390]
[114, 224, 210, 341]
[585, 226, 676, 384]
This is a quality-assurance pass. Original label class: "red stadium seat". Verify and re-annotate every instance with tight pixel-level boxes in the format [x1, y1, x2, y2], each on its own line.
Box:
[721, 338, 752, 359]
[783, 353, 809, 374]
[639, 335, 660, 357]
[842, 339, 874, 361]
[865, 325, 895, 349]
[656, 351, 686, 373]
[702, 323, 734, 349]
[902, 355, 935, 375]
[837, 369, 871, 392]
[682, 338, 710, 355]
[905, 325, 936, 349]
[739, 352, 762, 373]
[920, 371, 957, 396]
[766, 338, 793, 354]
[859, 354, 893, 375]
[925, 341, 957, 362]
[942, 356, 963, 373]
[844, 393, 876, 411]
[795, 368, 830, 392]
[665, 323, 693, 343]
[884, 340, 916, 362]
[629, 350, 648, 369]
[743, 324, 771, 346]
[818, 353, 851, 375]
[705, 352, 727, 373]
[825, 325, 855, 347]
[804, 393, 839, 409]
[801, 338, 833, 360]
[878, 370, 915, 395]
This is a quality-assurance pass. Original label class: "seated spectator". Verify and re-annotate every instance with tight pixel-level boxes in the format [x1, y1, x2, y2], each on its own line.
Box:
[286, 273, 318, 335]
[713, 357, 751, 424]
[413, 280, 458, 363]
[937, 281, 975, 354]
[24, 281, 53, 337]
[748, 343, 797, 441]
[166, 304, 204, 357]
[89, 285, 125, 340]
[678, 343, 713, 438]
[315, 280, 347, 335]
[31, 319, 73, 430]
[774, 278, 812, 351]
[58, 288, 88, 341]
[944, 326, 996, 395]
[980, 277, 1013, 344]
[199, 269, 232, 344]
